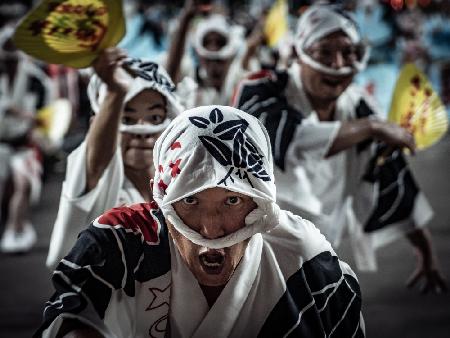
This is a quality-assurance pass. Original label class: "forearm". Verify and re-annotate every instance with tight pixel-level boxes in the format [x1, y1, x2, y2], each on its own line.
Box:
[86, 90, 126, 190]
[326, 117, 374, 157]
[165, 10, 194, 83]
[242, 40, 259, 71]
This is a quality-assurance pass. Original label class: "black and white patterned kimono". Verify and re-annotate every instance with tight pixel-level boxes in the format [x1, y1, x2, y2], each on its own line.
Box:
[36, 106, 364, 338]
[37, 203, 364, 338]
[233, 64, 433, 271]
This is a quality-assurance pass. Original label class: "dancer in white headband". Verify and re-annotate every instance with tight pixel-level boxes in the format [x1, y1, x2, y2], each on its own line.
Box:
[234, 4, 447, 293]
[37, 105, 364, 338]
[46, 48, 183, 269]
[165, 0, 264, 109]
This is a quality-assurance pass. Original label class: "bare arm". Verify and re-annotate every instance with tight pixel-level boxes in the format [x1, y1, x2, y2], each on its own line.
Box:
[85, 48, 129, 191]
[326, 118, 416, 157]
[165, 0, 196, 83]
[241, 16, 266, 71]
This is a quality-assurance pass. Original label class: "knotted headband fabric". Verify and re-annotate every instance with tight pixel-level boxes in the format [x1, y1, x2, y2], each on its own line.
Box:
[153, 105, 283, 249]
[87, 59, 184, 134]
[295, 5, 370, 76]
[193, 14, 243, 60]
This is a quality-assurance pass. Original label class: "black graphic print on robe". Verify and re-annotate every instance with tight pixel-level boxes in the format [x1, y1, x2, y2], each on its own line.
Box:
[233, 70, 303, 171]
[34, 203, 171, 337]
[235, 70, 422, 234]
[189, 107, 271, 188]
[355, 99, 421, 232]
[36, 204, 364, 337]
[258, 251, 364, 338]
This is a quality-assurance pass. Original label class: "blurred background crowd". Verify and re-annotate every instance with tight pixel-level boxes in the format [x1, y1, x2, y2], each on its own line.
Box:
[0, 0, 449, 337]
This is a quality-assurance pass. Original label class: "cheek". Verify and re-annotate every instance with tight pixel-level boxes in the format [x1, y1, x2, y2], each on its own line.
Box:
[224, 210, 247, 231]
[223, 203, 256, 233]
[120, 133, 130, 149]
[228, 240, 250, 266]
[168, 224, 199, 262]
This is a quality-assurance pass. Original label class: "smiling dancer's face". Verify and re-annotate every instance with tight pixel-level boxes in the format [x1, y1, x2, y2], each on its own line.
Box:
[120, 89, 166, 170]
[167, 187, 256, 287]
[300, 31, 356, 102]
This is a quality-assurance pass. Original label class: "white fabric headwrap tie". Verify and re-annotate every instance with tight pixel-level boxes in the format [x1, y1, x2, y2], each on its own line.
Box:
[153, 106, 281, 248]
[118, 118, 172, 135]
[295, 5, 370, 76]
[193, 14, 243, 60]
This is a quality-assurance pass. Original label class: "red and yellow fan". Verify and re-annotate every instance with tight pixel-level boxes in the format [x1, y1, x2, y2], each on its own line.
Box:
[389, 63, 448, 150]
[13, 0, 125, 68]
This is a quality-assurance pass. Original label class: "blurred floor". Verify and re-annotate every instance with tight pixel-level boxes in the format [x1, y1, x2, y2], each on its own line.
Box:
[0, 135, 449, 338]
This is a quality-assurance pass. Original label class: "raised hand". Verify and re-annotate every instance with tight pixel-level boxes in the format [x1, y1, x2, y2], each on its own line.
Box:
[92, 47, 130, 93]
[372, 120, 416, 155]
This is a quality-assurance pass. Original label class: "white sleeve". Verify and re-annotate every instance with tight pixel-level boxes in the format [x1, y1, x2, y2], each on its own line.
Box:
[46, 141, 124, 269]
[288, 117, 341, 164]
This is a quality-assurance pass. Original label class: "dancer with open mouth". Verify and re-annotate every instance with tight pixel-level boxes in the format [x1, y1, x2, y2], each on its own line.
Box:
[37, 105, 364, 338]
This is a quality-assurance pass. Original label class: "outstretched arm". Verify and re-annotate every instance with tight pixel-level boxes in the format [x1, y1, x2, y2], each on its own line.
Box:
[326, 118, 416, 157]
[241, 15, 266, 71]
[165, 0, 197, 84]
[85, 48, 129, 192]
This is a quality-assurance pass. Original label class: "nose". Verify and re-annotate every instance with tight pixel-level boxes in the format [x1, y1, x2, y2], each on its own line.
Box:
[198, 208, 226, 240]
[330, 51, 346, 69]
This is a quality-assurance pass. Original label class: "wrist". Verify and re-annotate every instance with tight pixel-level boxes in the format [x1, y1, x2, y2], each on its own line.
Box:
[368, 118, 379, 137]
[106, 86, 127, 97]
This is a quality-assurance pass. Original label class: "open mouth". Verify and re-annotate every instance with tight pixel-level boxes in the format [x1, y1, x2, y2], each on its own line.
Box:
[321, 74, 353, 88]
[199, 248, 225, 274]
[322, 77, 344, 87]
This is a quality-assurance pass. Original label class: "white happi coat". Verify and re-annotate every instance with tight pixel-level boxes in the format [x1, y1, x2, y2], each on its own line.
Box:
[46, 142, 144, 269]
[234, 64, 433, 270]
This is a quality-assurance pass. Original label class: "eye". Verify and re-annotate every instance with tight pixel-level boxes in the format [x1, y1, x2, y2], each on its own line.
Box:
[182, 196, 198, 205]
[121, 116, 134, 125]
[148, 114, 164, 125]
[226, 196, 242, 206]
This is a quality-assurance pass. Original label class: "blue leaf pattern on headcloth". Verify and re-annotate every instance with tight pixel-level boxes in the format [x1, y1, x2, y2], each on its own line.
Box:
[122, 59, 176, 92]
[189, 107, 271, 187]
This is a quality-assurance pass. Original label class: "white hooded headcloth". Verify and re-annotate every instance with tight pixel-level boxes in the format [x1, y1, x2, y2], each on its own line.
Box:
[193, 14, 243, 60]
[153, 105, 280, 249]
[295, 5, 370, 76]
[87, 59, 184, 134]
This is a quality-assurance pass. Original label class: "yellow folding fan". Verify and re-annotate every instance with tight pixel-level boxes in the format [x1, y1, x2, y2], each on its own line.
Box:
[13, 0, 125, 68]
[389, 63, 448, 150]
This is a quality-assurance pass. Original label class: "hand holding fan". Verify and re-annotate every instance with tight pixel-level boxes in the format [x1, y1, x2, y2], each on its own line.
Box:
[388, 63, 448, 150]
[13, 0, 125, 68]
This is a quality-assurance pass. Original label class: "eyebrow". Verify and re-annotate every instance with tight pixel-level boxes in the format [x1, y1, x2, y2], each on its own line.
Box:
[147, 103, 165, 111]
[124, 103, 165, 113]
